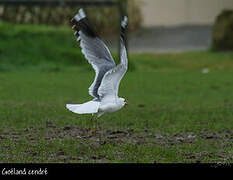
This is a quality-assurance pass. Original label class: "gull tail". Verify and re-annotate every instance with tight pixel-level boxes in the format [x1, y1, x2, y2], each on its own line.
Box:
[66, 100, 100, 114]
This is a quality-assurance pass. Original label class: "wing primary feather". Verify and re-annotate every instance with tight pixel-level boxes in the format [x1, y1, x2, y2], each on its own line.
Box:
[120, 16, 128, 44]
[97, 16, 128, 101]
[79, 8, 86, 19]
[70, 9, 116, 99]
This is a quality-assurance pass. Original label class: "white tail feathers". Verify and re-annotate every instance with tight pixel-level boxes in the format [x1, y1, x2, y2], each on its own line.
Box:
[66, 100, 100, 114]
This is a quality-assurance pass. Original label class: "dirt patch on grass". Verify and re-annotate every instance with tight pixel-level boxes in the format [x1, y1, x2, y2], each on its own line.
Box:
[0, 123, 232, 162]
[1, 122, 232, 148]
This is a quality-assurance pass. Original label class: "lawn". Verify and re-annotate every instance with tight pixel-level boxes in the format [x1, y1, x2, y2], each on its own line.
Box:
[0, 22, 233, 163]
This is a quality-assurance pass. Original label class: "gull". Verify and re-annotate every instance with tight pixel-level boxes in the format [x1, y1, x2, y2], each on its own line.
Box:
[66, 9, 128, 125]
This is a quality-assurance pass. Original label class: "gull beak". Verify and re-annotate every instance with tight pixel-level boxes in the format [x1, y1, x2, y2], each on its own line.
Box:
[125, 102, 128, 106]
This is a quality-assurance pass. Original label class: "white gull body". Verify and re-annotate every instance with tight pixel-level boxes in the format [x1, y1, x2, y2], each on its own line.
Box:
[66, 9, 128, 117]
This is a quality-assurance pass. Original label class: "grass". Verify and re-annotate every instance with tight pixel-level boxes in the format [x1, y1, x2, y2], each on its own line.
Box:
[0, 22, 233, 163]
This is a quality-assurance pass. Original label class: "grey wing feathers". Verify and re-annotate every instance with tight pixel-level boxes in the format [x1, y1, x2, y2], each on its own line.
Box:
[97, 16, 128, 101]
[71, 9, 115, 99]
[79, 31, 115, 63]
[88, 63, 115, 99]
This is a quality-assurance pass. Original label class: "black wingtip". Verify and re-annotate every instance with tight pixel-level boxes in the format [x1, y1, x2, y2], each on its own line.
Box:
[70, 9, 98, 38]
[120, 16, 128, 43]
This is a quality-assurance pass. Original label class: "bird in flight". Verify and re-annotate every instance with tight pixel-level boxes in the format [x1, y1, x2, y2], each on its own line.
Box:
[66, 9, 128, 128]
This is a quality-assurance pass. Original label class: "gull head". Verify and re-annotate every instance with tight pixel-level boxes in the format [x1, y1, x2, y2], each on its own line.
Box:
[118, 97, 127, 108]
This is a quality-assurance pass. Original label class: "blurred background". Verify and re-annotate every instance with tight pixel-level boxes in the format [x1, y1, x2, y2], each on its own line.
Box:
[133, 0, 233, 52]
[1, 0, 233, 53]
[0, 0, 233, 163]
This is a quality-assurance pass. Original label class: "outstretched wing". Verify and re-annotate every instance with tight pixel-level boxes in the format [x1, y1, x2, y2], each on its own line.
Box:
[71, 9, 115, 99]
[97, 16, 128, 103]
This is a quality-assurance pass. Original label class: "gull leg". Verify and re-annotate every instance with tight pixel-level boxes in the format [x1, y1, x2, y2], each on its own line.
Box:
[95, 115, 98, 130]
[90, 114, 97, 136]
[97, 118, 103, 143]
[91, 113, 94, 127]
[94, 115, 98, 134]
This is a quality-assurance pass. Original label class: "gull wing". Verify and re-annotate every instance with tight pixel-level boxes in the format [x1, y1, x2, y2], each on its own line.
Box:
[71, 9, 115, 99]
[97, 16, 128, 103]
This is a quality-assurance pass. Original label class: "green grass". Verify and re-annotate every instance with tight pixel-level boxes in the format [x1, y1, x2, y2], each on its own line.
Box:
[0, 22, 233, 163]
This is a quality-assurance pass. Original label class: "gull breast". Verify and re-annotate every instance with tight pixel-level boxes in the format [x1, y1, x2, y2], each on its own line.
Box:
[99, 103, 121, 114]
